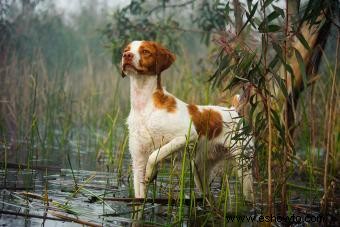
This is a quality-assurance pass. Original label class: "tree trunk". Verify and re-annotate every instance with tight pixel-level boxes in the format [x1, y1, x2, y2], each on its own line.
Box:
[281, 0, 300, 218]
[233, 0, 243, 35]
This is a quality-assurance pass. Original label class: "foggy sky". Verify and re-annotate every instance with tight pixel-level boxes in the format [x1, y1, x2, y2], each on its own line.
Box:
[54, 0, 130, 14]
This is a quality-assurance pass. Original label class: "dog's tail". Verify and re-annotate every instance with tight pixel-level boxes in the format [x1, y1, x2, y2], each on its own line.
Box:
[231, 92, 250, 117]
[231, 94, 240, 107]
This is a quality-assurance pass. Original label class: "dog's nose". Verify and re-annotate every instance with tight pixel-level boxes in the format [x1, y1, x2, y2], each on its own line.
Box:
[123, 52, 134, 60]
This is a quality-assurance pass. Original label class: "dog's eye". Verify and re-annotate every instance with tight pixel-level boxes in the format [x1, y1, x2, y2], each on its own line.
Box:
[142, 50, 150, 55]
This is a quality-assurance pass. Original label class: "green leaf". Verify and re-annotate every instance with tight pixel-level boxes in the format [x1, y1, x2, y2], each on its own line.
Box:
[272, 42, 295, 78]
[272, 42, 284, 60]
[259, 24, 281, 33]
[239, 1, 258, 34]
[268, 24, 282, 32]
[262, 0, 276, 9]
[224, 2, 230, 17]
[296, 32, 311, 50]
[219, 55, 230, 71]
[246, 0, 253, 12]
[271, 109, 281, 130]
[271, 109, 285, 139]
[225, 76, 239, 90]
[255, 112, 266, 132]
[272, 5, 285, 18]
[268, 55, 279, 69]
[283, 62, 294, 75]
[266, 11, 281, 22]
[272, 72, 289, 98]
[210, 55, 230, 87]
[294, 48, 308, 89]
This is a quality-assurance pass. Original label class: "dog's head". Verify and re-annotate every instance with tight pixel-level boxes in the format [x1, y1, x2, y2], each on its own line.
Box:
[121, 41, 176, 77]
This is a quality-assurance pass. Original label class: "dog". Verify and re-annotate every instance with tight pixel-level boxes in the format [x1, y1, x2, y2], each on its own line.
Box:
[121, 40, 254, 202]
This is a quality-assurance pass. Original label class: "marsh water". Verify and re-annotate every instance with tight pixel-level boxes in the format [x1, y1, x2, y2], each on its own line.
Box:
[1, 150, 334, 226]
[0, 131, 337, 226]
[0, 135, 256, 227]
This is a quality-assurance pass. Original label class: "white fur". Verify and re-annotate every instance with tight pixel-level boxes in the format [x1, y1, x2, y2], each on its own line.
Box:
[129, 41, 142, 68]
[123, 41, 254, 200]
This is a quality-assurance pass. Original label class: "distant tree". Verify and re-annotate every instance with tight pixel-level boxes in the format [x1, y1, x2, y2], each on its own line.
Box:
[0, 0, 111, 144]
[0, 0, 41, 138]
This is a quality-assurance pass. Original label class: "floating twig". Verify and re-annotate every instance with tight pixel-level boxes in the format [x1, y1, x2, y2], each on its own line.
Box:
[49, 211, 102, 227]
[0, 210, 64, 222]
[88, 196, 204, 205]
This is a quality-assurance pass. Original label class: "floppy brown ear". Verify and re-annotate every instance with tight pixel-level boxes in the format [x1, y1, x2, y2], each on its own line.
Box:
[155, 44, 176, 75]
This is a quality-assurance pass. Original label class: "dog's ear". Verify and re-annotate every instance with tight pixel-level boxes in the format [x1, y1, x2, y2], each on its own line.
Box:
[121, 42, 131, 78]
[155, 43, 176, 75]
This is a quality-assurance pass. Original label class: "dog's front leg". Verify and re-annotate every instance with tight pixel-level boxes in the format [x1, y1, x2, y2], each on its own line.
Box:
[131, 155, 148, 225]
[132, 155, 148, 198]
[144, 135, 196, 184]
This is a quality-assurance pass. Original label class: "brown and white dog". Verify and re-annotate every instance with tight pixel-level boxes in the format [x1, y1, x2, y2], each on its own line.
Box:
[121, 40, 254, 201]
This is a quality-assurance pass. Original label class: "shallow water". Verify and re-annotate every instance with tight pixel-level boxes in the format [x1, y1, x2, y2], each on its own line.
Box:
[0, 139, 338, 226]
[0, 158, 255, 226]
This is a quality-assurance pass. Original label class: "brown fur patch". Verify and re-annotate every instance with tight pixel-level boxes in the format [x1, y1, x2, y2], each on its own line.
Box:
[138, 41, 176, 75]
[153, 89, 177, 113]
[187, 104, 223, 139]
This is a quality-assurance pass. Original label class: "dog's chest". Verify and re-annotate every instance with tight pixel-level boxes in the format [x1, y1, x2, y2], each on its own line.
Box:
[127, 107, 188, 153]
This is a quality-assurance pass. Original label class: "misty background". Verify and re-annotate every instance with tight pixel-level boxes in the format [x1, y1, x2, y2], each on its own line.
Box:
[0, 0, 213, 167]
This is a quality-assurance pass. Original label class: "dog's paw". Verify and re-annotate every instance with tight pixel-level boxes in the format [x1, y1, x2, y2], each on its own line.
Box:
[144, 165, 158, 183]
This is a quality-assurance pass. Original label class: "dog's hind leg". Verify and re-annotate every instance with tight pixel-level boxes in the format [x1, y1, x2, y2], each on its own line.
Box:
[234, 159, 254, 202]
[232, 144, 254, 202]
[192, 159, 215, 203]
[193, 141, 224, 203]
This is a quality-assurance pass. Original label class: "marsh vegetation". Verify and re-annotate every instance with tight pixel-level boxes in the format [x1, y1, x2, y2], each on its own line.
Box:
[0, 0, 339, 226]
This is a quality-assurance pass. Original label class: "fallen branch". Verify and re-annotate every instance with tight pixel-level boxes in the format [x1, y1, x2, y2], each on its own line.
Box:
[88, 196, 204, 205]
[49, 211, 102, 227]
[19, 192, 52, 202]
[0, 210, 65, 222]
[17, 191, 78, 215]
